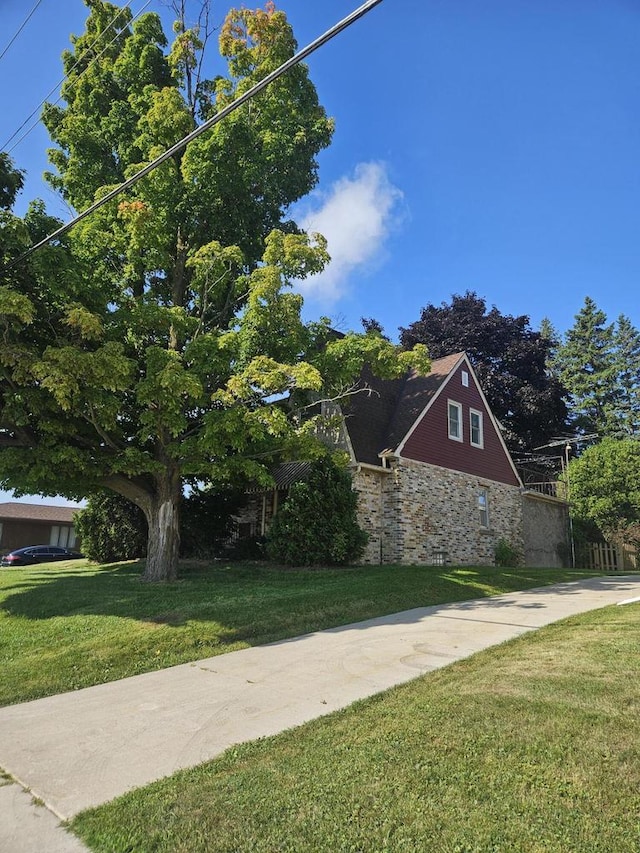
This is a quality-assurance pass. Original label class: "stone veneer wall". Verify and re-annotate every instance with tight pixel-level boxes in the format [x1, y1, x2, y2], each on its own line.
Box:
[353, 458, 524, 566]
[351, 467, 387, 564]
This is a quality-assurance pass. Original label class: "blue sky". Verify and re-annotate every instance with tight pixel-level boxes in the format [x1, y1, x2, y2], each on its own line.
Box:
[1, 0, 639, 504]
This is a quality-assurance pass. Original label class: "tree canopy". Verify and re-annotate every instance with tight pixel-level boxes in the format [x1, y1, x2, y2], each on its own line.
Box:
[0, 2, 428, 582]
[565, 438, 640, 547]
[399, 291, 568, 452]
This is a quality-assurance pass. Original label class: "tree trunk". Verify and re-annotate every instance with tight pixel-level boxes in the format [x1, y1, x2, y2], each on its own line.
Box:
[142, 472, 182, 582]
[103, 471, 182, 582]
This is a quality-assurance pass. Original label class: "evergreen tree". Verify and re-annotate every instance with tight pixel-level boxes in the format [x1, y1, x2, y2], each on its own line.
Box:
[612, 314, 640, 437]
[556, 297, 618, 437]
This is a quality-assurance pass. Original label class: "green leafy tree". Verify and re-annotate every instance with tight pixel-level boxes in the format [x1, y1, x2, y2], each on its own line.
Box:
[0, 3, 429, 581]
[266, 457, 368, 566]
[75, 493, 147, 562]
[554, 297, 618, 437]
[399, 291, 568, 452]
[0, 153, 24, 210]
[565, 438, 640, 546]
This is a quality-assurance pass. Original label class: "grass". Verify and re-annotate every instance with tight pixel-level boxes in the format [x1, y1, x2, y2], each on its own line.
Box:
[69, 602, 640, 853]
[0, 558, 599, 707]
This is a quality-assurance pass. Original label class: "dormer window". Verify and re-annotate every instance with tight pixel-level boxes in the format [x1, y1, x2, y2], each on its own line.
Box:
[470, 409, 484, 448]
[448, 401, 463, 442]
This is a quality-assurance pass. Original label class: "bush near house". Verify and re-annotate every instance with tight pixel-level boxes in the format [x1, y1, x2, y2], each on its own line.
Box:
[266, 457, 368, 566]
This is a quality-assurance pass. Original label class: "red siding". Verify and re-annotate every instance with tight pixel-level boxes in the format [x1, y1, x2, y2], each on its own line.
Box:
[400, 363, 520, 486]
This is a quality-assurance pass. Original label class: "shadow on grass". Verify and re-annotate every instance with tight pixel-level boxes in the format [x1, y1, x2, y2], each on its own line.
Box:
[1, 558, 632, 632]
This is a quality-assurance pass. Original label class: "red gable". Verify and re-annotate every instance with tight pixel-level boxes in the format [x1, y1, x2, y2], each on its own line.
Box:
[397, 356, 520, 486]
[342, 353, 521, 487]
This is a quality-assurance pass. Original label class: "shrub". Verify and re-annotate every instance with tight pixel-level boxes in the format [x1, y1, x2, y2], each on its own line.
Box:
[180, 487, 247, 558]
[266, 457, 368, 566]
[494, 538, 522, 567]
[75, 493, 147, 562]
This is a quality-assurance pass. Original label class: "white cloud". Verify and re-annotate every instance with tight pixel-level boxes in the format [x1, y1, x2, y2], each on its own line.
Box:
[295, 162, 404, 304]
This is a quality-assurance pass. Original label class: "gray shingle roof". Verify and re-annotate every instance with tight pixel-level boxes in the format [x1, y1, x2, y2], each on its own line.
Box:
[0, 503, 80, 523]
[342, 353, 465, 465]
[246, 461, 314, 493]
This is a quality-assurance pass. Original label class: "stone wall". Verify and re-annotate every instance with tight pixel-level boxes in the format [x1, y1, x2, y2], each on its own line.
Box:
[392, 458, 523, 566]
[353, 458, 524, 566]
[236, 459, 528, 567]
[351, 466, 386, 564]
[522, 492, 570, 568]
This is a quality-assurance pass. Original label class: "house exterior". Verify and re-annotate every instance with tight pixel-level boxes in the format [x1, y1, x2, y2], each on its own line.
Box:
[237, 352, 569, 567]
[0, 503, 81, 554]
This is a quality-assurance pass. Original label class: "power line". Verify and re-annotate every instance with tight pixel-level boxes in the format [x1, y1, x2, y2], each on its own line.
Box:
[4, 0, 384, 271]
[0, 0, 45, 63]
[2, 1, 143, 154]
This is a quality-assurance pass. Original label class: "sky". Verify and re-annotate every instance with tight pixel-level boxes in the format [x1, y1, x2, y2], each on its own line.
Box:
[1, 0, 639, 505]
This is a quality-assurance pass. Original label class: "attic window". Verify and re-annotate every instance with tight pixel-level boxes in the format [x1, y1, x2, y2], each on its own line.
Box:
[461, 371, 469, 387]
[448, 401, 463, 442]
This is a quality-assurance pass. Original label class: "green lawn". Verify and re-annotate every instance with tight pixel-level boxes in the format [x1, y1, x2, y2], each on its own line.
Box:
[70, 602, 640, 853]
[0, 559, 597, 706]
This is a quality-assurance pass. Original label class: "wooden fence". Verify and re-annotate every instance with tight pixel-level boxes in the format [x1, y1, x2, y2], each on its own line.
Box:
[578, 542, 638, 572]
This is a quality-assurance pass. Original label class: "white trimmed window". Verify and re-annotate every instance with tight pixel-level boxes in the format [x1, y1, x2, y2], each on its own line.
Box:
[470, 409, 484, 448]
[461, 370, 469, 387]
[448, 401, 463, 442]
[478, 489, 489, 528]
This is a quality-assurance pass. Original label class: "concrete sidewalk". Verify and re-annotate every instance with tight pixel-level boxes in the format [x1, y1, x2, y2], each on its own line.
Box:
[1, 574, 639, 851]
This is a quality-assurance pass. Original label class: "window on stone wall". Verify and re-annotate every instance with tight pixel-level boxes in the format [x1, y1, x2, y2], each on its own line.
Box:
[478, 489, 489, 528]
[448, 400, 463, 442]
[470, 409, 484, 448]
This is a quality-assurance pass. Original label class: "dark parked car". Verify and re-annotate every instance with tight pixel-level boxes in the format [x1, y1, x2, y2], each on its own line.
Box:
[1, 545, 84, 567]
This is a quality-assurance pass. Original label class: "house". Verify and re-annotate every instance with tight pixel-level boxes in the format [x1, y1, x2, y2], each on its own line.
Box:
[236, 352, 569, 567]
[0, 503, 81, 554]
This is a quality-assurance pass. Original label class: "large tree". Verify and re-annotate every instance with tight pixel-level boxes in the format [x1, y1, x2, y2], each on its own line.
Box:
[0, 2, 429, 581]
[399, 291, 568, 452]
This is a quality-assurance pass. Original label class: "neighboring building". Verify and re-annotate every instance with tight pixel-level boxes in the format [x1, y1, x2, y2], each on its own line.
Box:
[0, 503, 80, 553]
[236, 352, 569, 567]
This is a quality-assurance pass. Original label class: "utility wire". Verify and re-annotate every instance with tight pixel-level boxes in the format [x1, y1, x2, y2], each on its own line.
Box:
[0, 0, 45, 63]
[4, 0, 384, 271]
[2, 1, 144, 154]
